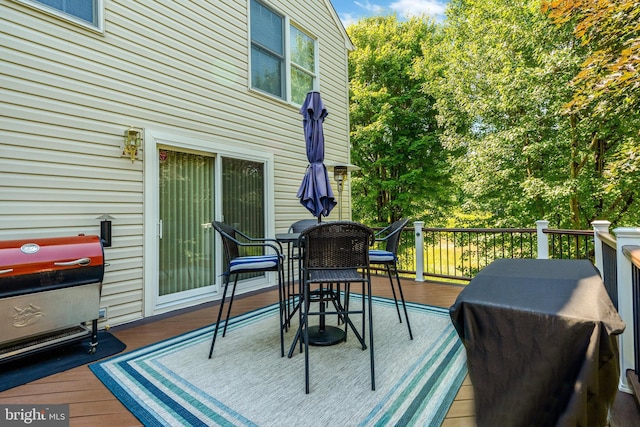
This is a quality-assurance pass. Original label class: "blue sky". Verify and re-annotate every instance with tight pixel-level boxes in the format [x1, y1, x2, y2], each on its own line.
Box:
[331, 0, 449, 27]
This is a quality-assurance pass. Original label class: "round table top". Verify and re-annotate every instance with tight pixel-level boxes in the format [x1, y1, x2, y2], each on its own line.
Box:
[275, 232, 301, 243]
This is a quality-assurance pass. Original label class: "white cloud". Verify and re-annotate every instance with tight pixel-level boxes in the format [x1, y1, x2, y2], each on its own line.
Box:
[354, 1, 386, 14]
[340, 13, 358, 28]
[390, 0, 446, 18]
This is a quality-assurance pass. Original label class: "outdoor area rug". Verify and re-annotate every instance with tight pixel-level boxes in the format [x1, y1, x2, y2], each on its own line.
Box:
[90, 296, 467, 426]
[1, 330, 126, 392]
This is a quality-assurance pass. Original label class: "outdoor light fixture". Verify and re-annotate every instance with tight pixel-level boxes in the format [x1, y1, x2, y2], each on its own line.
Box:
[122, 126, 143, 163]
[328, 163, 360, 221]
[97, 214, 114, 247]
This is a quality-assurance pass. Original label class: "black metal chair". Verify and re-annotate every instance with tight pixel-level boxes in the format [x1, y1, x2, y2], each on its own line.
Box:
[209, 221, 286, 358]
[289, 219, 319, 234]
[284, 219, 319, 322]
[369, 218, 413, 339]
[292, 221, 375, 393]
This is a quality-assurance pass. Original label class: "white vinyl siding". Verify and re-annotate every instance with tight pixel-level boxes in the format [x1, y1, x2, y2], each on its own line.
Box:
[0, 0, 351, 327]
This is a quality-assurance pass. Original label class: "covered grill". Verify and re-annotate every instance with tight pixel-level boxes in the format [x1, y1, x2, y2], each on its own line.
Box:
[0, 234, 104, 362]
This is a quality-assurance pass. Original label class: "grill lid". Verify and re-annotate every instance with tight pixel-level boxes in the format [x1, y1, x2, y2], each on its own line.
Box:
[0, 234, 104, 298]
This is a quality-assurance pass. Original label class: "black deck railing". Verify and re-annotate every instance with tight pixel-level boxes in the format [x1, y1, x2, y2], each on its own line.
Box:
[421, 227, 537, 281]
[388, 225, 593, 282]
[545, 228, 594, 261]
[624, 246, 640, 378]
[599, 232, 619, 309]
[633, 255, 640, 378]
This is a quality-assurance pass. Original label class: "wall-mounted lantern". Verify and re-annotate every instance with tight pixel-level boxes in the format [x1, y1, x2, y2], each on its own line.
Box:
[97, 214, 114, 247]
[122, 126, 143, 162]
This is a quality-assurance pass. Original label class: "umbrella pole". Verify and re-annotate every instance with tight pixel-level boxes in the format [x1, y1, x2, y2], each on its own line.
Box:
[337, 181, 343, 221]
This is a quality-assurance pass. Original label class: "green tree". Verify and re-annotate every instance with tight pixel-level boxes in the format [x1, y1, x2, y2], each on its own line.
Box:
[415, 0, 639, 228]
[542, 0, 640, 116]
[347, 15, 451, 226]
[542, 0, 640, 226]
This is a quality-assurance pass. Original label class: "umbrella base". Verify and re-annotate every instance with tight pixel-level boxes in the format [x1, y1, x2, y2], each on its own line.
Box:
[304, 325, 345, 346]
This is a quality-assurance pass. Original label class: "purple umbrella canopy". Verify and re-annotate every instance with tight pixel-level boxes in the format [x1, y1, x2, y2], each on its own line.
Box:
[296, 91, 337, 219]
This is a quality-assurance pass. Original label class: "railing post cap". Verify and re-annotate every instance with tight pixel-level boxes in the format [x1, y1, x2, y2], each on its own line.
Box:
[591, 220, 611, 226]
[413, 221, 424, 226]
[536, 220, 549, 226]
[612, 227, 640, 238]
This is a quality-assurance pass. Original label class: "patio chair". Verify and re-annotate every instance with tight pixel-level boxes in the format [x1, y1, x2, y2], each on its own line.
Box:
[294, 221, 375, 393]
[283, 219, 319, 321]
[369, 218, 413, 339]
[209, 221, 286, 358]
[289, 219, 319, 234]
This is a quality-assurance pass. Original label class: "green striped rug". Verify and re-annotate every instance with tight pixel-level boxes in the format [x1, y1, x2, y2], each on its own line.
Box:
[90, 296, 467, 426]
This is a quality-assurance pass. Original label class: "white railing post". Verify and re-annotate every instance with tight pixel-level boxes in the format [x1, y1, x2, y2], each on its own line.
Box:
[612, 227, 640, 393]
[591, 220, 611, 276]
[414, 221, 424, 282]
[536, 220, 549, 259]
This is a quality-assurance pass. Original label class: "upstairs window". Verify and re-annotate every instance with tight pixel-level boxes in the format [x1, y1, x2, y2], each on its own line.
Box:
[250, 0, 285, 101]
[250, 0, 317, 105]
[17, 0, 103, 31]
[290, 26, 316, 105]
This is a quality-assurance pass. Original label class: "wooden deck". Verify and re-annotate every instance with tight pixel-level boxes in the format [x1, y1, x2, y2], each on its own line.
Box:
[0, 276, 637, 426]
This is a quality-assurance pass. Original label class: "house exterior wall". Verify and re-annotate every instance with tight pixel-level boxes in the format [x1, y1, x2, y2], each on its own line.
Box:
[0, 0, 352, 326]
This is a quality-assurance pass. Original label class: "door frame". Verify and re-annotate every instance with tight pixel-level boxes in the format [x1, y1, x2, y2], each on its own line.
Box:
[143, 129, 276, 317]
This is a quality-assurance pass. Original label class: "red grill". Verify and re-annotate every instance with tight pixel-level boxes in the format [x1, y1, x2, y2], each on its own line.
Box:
[0, 234, 104, 362]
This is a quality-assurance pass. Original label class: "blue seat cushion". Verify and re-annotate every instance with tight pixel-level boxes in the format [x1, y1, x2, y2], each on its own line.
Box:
[369, 249, 395, 263]
[229, 254, 281, 273]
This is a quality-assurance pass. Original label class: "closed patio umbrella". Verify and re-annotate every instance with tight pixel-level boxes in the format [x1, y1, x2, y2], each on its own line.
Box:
[296, 91, 337, 220]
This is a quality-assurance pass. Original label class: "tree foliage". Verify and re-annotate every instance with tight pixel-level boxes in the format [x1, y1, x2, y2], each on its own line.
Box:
[542, 0, 640, 116]
[412, 0, 639, 228]
[347, 16, 452, 225]
[542, 0, 640, 226]
[346, 1, 639, 229]
[414, 0, 576, 226]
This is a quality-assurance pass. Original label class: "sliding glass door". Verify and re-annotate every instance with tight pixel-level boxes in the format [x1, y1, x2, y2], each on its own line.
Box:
[222, 157, 265, 238]
[157, 150, 266, 301]
[221, 157, 266, 281]
[158, 149, 215, 296]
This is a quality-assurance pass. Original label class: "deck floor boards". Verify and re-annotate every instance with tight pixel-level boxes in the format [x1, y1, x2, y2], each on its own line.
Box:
[1, 276, 637, 426]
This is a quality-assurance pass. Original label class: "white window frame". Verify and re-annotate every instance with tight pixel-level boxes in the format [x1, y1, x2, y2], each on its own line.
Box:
[14, 0, 104, 33]
[248, 0, 319, 105]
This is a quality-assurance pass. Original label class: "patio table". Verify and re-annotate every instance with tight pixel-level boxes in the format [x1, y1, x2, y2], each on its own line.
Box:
[449, 258, 625, 427]
[276, 232, 301, 326]
[276, 232, 346, 349]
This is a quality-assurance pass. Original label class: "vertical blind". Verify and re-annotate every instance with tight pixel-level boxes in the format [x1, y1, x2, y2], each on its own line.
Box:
[159, 150, 215, 296]
[222, 157, 266, 280]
